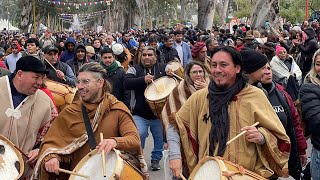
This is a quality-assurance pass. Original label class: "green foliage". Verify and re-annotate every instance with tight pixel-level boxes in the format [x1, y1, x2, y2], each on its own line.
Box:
[232, 0, 253, 18]
[280, 0, 305, 23]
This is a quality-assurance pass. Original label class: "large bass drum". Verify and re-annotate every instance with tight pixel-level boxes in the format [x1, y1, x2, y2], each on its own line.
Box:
[144, 76, 178, 118]
[45, 79, 77, 112]
[69, 149, 143, 180]
[0, 135, 24, 180]
[189, 156, 267, 180]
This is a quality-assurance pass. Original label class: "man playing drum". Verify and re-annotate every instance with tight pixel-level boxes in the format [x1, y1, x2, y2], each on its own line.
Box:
[168, 46, 290, 179]
[33, 62, 148, 179]
[43, 45, 76, 87]
[124, 46, 169, 171]
[0, 56, 58, 178]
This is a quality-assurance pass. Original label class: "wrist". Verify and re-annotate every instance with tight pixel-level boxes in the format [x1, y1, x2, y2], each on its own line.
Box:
[258, 132, 266, 145]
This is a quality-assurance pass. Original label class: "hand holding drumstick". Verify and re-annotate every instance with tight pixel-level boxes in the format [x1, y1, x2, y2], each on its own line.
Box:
[227, 122, 265, 145]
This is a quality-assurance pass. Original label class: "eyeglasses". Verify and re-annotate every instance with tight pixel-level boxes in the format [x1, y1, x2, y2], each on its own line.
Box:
[190, 70, 204, 75]
[76, 78, 99, 86]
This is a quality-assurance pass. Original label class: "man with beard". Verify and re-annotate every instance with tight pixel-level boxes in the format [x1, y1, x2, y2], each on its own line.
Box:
[173, 31, 191, 68]
[168, 46, 290, 179]
[43, 45, 76, 87]
[124, 46, 169, 171]
[33, 62, 148, 179]
[66, 44, 87, 76]
[5, 42, 22, 73]
[0, 56, 57, 178]
[191, 41, 211, 75]
[159, 35, 180, 64]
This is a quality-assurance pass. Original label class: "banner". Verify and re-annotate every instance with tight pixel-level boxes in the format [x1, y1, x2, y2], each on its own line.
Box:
[45, 0, 113, 7]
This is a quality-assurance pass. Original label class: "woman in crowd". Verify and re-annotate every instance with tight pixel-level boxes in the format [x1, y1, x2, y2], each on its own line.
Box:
[300, 49, 320, 180]
[261, 63, 307, 179]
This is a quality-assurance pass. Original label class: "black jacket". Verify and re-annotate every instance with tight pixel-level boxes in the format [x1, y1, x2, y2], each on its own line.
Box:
[158, 46, 179, 64]
[105, 67, 126, 102]
[46, 61, 76, 87]
[298, 38, 318, 75]
[124, 62, 166, 120]
[66, 44, 87, 76]
[300, 83, 320, 150]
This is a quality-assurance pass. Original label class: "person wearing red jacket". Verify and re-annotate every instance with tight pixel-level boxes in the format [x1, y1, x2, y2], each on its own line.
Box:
[261, 62, 307, 179]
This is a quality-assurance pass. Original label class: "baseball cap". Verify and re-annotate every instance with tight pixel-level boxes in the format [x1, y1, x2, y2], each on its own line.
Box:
[15, 56, 49, 74]
[43, 45, 58, 54]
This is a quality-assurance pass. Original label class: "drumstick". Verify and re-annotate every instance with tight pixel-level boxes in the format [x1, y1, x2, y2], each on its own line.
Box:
[226, 122, 260, 145]
[180, 173, 187, 180]
[172, 72, 183, 81]
[147, 73, 160, 92]
[59, 168, 89, 178]
[44, 58, 67, 81]
[100, 133, 106, 177]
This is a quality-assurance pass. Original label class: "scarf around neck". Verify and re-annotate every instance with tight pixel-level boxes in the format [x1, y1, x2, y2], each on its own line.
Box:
[207, 75, 247, 156]
[100, 60, 119, 74]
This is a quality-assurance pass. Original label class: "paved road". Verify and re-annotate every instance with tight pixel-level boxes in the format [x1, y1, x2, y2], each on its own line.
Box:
[143, 132, 312, 180]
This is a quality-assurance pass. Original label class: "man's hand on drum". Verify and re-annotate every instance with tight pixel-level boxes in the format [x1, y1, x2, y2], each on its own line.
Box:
[144, 74, 154, 84]
[169, 159, 183, 178]
[166, 69, 174, 76]
[97, 139, 117, 155]
[241, 126, 265, 145]
[56, 70, 65, 80]
[27, 148, 39, 164]
[194, 77, 207, 90]
[45, 157, 60, 174]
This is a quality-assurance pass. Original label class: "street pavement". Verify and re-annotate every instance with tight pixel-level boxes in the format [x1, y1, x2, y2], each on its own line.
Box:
[143, 131, 312, 180]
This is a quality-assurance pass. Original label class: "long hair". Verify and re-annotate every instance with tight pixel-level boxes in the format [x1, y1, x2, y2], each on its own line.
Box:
[304, 49, 320, 85]
[79, 62, 112, 93]
[183, 61, 206, 86]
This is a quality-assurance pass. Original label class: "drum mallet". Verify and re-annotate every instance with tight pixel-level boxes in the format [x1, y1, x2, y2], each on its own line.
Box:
[172, 73, 183, 81]
[100, 133, 107, 177]
[226, 122, 260, 145]
[59, 168, 89, 178]
[44, 58, 67, 81]
[147, 73, 160, 92]
[180, 173, 187, 180]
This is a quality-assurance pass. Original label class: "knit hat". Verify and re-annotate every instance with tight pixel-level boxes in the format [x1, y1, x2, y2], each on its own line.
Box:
[240, 48, 268, 74]
[85, 46, 95, 54]
[275, 45, 286, 56]
[191, 42, 206, 58]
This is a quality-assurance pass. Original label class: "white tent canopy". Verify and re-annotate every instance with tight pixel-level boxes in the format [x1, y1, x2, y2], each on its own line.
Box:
[0, 19, 19, 31]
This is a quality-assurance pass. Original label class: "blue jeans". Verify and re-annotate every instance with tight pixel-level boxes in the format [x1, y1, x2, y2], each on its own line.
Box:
[311, 146, 320, 179]
[133, 115, 164, 161]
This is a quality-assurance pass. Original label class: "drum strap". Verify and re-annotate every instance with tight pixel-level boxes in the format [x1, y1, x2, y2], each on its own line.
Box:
[81, 104, 97, 150]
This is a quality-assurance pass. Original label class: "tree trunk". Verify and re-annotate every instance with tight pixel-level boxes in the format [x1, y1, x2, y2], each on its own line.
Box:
[20, 0, 33, 33]
[198, 0, 215, 30]
[250, 0, 280, 30]
[219, 0, 230, 26]
[180, 0, 186, 22]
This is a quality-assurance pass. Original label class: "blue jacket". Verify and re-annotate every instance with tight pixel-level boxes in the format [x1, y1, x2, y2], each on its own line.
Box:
[60, 37, 76, 62]
[118, 38, 138, 50]
[173, 41, 191, 67]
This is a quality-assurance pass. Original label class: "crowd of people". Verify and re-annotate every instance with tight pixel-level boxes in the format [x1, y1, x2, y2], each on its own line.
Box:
[0, 19, 320, 179]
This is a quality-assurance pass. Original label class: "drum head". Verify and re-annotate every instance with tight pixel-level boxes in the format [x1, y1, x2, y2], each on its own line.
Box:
[189, 157, 227, 180]
[70, 149, 123, 180]
[144, 77, 177, 101]
[165, 61, 182, 72]
[0, 135, 24, 180]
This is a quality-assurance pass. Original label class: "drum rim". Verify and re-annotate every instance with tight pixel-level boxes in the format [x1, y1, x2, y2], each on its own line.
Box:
[144, 76, 177, 101]
[69, 149, 123, 180]
[189, 156, 226, 180]
[0, 135, 25, 180]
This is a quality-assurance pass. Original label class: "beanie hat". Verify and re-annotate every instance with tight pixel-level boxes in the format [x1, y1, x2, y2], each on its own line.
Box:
[275, 45, 286, 56]
[240, 48, 268, 74]
[191, 42, 206, 58]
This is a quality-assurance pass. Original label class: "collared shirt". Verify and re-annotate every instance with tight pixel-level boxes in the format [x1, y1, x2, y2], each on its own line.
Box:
[9, 74, 27, 108]
[176, 43, 183, 66]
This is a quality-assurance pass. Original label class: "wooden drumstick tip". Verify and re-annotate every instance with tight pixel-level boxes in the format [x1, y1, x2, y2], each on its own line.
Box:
[100, 133, 107, 177]
[180, 173, 187, 180]
[226, 122, 260, 145]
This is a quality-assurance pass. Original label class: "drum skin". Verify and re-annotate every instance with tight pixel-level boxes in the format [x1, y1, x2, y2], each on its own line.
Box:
[189, 156, 267, 180]
[45, 79, 77, 112]
[69, 149, 143, 180]
[165, 61, 184, 80]
[0, 135, 24, 180]
[144, 77, 178, 118]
